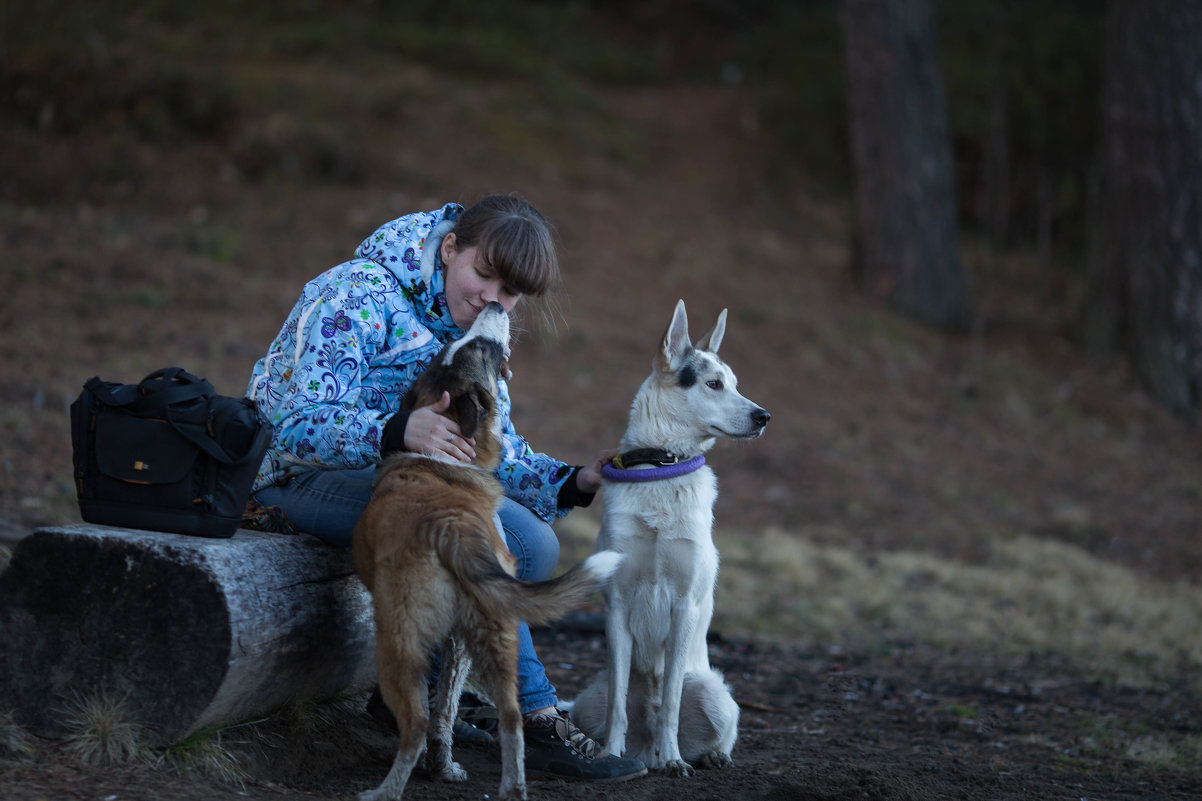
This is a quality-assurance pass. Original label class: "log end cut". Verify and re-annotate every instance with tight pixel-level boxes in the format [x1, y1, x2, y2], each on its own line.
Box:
[0, 525, 376, 746]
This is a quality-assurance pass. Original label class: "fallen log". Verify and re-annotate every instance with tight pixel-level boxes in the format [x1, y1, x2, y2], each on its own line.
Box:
[0, 524, 376, 746]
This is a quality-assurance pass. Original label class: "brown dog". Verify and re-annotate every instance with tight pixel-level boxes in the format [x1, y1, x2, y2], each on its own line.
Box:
[352, 302, 621, 801]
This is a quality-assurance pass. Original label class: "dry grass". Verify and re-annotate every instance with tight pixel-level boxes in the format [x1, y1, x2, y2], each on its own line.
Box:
[60, 692, 150, 767]
[1016, 713, 1202, 773]
[58, 693, 252, 782]
[712, 527, 1202, 690]
[555, 512, 1202, 693]
[155, 726, 249, 788]
[275, 693, 364, 738]
[0, 709, 32, 758]
[1126, 733, 1202, 770]
[148, 692, 371, 786]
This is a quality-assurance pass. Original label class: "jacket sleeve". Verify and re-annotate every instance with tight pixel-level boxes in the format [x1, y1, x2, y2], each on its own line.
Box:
[263, 275, 432, 472]
[492, 380, 576, 522]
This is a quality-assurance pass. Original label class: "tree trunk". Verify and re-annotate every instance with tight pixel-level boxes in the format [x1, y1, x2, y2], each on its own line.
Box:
[838, 0, 969, 330]
[1083, 0, 1202, 411]
[0, 525, 376, 746]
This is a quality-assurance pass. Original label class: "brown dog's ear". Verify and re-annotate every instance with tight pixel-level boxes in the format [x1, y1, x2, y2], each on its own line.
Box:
[453, 390, 482, 440]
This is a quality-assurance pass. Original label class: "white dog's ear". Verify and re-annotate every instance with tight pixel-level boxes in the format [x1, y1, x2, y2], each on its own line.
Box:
[695, 308, 727, 354]
[655, 299, 691, 374]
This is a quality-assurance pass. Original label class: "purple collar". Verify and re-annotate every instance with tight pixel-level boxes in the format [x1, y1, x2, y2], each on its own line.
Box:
[601, 454, 706, 483]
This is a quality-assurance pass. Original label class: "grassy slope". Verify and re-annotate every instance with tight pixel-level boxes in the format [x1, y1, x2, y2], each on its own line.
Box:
[2, 2, 1200, 703]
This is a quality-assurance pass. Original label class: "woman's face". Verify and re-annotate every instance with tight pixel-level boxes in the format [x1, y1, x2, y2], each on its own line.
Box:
[441, 233, 521, 329]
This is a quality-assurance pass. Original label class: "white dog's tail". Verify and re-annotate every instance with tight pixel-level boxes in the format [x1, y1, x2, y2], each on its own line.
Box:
[454, 548, 622, 626]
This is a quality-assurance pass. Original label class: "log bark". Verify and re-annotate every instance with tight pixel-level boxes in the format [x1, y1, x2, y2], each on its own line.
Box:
[0, 524, 376, 746]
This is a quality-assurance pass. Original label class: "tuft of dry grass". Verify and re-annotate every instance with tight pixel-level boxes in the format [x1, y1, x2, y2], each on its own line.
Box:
[61, 692, 150, 767]
[0, 709, 33, 758]
[1126, 733, 1202, 770]
[155, 727, 249, 788]
[276, 693, 364, 738]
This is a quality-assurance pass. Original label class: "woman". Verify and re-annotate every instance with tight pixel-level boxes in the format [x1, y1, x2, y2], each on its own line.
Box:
[246, 194, 645, 782]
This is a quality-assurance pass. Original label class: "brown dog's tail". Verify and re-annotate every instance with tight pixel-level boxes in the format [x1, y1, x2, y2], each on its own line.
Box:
[445, 532, 622, 625]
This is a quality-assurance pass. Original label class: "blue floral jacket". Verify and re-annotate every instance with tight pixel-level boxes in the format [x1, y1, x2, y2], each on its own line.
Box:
[246, 203, 573, 522]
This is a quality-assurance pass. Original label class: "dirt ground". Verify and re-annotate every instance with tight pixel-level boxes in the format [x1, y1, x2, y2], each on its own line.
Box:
[3, 620, 1201, 801]
[2, 19, 1201, 801]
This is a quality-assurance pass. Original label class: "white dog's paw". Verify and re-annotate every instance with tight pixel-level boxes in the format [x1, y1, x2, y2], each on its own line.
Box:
[653, 755, 692, 774]
[661, 758, 695, 777]
[497, 776, 528, 800]
[357, 788, 393, 801]
[694, 751, 735, 769]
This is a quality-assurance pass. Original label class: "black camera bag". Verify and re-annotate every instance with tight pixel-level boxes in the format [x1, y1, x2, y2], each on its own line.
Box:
[70, 367, 273, 538]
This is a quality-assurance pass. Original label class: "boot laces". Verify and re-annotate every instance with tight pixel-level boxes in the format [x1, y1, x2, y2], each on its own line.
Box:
[530, 712, 608, 759]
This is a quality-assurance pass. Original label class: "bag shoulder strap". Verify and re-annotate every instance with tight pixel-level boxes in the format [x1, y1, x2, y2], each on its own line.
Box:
[163, 403, 272, 466]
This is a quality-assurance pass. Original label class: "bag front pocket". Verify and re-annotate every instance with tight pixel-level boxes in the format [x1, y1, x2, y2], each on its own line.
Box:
[94, 414, 200, 507]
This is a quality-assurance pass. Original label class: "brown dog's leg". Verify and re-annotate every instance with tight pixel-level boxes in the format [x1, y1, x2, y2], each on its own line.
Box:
[361, 626, 428, 801]
[427, 636, 470, 783]
[471, 624, 526, 800]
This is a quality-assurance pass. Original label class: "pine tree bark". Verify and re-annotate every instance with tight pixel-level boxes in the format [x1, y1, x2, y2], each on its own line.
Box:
[1083, 0, 1202, 411]
[838, 0, 969, 330]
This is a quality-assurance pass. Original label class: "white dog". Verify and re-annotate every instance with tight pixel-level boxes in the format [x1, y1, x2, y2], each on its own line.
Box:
[569, 299, 770, 776]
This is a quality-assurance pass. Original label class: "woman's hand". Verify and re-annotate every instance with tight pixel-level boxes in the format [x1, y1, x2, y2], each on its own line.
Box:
[404, 391, 476, 462]
[577, 448, 620, 494]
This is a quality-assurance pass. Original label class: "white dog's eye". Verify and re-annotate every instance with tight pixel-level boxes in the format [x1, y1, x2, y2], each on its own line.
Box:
[706, 379, 723, 390]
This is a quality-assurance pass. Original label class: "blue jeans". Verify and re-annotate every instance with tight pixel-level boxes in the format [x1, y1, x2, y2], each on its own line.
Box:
[254, 465, 560, 714]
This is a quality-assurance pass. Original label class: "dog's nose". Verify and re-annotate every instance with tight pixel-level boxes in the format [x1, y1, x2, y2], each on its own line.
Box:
[752, 407, 770, 427]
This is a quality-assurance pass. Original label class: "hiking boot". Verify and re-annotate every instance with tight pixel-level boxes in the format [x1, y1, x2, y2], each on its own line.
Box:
[522, 711, 647, 782]
[452, 718, 495, 749]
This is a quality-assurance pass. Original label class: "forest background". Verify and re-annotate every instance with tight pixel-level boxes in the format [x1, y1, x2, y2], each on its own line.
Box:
[1, 1, 1201, 798]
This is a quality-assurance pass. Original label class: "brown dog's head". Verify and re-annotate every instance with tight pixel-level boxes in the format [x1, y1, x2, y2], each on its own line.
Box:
[401, 302, 511, 469]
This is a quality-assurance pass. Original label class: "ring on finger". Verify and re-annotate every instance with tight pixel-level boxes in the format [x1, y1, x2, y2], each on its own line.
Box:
[447, 433, 455, 443]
